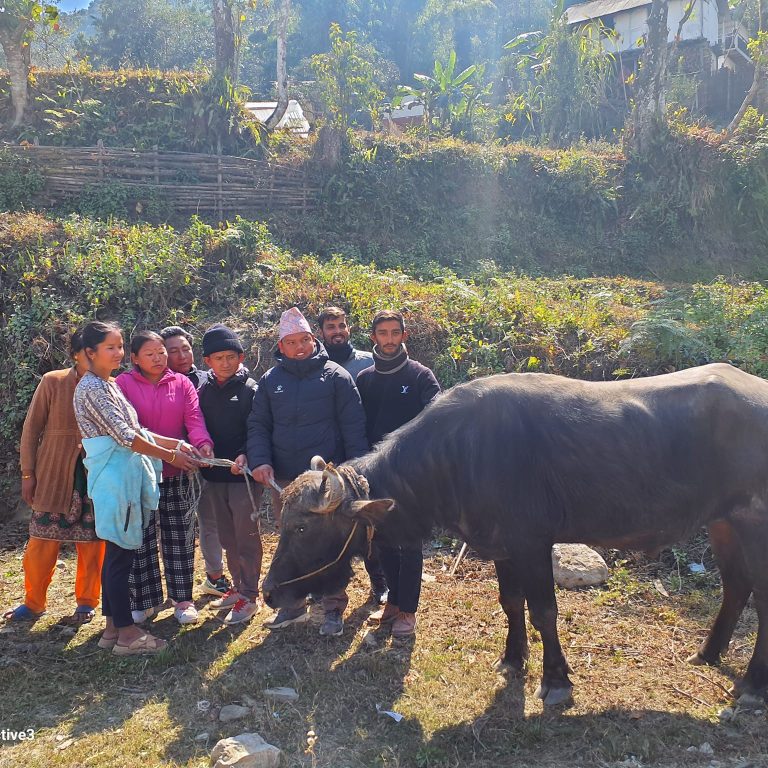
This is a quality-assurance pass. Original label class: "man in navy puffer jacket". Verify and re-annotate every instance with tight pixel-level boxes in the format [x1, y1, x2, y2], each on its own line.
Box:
[247, 307, 368, 636]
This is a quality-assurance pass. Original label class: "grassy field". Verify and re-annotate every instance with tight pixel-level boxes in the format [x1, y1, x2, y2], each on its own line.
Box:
[0, 512, 765, 768]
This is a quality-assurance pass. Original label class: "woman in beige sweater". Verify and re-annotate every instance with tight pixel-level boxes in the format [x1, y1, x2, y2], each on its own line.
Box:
[3, 330, 105, 623]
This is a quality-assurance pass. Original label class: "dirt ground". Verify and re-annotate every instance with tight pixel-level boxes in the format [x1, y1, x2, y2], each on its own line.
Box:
[0, 514, 766, 768]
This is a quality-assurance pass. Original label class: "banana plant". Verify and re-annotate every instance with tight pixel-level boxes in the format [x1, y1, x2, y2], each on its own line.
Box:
[394, 49, 490, 136]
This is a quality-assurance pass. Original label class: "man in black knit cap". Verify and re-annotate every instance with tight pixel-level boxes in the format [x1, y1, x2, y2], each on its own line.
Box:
[356, 310, 441, 637]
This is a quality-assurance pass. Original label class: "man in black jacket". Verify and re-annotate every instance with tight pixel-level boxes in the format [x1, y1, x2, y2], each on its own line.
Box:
[357, 310, 441, 637]
[197, 324, 263, 626]
[247, 307, 368, 635]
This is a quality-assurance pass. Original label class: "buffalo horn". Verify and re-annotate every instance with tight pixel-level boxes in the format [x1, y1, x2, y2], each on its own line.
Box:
[311, 466, 345, 514]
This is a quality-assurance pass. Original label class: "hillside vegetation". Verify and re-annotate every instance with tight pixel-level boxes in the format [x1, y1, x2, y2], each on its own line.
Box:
[3, 210, 768, 518]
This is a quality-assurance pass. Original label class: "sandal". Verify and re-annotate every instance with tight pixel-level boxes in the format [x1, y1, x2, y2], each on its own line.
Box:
[97, 634, 118, 650]
[112, 633, 168, 656]
[3, 604, 44, 622]
[57, 606, 96, 627]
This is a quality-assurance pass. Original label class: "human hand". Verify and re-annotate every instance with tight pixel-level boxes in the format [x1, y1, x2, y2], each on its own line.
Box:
[21, 476, 36, 507]
[198, 444, 214, 459]
[172, 450, 200, 472]
[231, 454, 248, 476]
[251, 464, 274, 486]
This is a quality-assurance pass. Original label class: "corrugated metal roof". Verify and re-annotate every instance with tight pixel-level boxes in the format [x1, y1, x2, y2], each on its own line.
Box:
[565, 0, 651, 24]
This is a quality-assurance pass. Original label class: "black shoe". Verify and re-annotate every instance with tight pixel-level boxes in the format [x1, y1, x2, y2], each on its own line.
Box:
[368, 586, 389, 606]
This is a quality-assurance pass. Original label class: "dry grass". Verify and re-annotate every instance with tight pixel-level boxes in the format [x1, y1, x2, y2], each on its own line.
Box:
[0, 519, 766, 768]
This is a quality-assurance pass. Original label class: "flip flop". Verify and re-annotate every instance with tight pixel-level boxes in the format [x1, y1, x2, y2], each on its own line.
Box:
[97, 634, 118, 650]
[57, 606, 96, 626]
[3, 604, 44, 622]
[112, 633, 168, 656]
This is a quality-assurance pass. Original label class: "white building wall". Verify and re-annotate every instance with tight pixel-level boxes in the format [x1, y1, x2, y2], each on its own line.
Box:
[601, 0, 720, 52]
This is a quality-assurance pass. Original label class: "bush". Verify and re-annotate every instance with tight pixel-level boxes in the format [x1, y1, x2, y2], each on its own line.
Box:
[0, 149, 44, 211]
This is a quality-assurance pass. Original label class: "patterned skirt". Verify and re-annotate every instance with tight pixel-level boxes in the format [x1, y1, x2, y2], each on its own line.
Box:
[29, 455, 98, 543]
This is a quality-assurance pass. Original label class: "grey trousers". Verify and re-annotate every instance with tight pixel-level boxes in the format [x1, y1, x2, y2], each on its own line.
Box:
[199, 481, 263, 600]
[198, 479, 224, 576]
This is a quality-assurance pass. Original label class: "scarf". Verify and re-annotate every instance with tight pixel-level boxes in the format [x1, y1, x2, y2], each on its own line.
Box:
[326, 340, 354, 365]
[372, 343, 409, 375]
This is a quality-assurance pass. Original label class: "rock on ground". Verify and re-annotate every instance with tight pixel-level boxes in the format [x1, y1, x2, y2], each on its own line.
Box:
[552, 544, 609, 589]
[262, 687, 299, 703]
[210, 733, 282, 768]
[219, 704, 251, 723]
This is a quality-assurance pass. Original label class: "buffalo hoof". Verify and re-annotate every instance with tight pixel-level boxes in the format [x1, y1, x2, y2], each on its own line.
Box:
[732, 680, 767, 703]
[686, 651, 718, 667]
[493, 657, 526, 676]
[535, 682, 573, 707]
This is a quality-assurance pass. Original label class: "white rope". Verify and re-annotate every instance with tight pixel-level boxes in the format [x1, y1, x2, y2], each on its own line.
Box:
[195, 457, 274, 522]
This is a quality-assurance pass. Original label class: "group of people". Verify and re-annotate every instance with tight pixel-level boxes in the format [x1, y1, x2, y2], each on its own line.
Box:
[5, 305, 440, 655]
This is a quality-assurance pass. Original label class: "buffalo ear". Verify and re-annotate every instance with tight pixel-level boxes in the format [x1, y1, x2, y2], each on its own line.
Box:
[310, 456, 327, 471]
[349, 499, 395, 524]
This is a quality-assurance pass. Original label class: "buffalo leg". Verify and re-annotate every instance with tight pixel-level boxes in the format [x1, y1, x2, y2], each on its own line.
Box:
[730, 512, 768, 697]
[521, 546, 573, 706]
[689, 519, 753, 666]
[493, 559, 528, 674]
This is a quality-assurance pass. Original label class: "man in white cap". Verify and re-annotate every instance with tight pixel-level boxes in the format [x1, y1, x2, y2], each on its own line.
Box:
[247, 307, 368, 635]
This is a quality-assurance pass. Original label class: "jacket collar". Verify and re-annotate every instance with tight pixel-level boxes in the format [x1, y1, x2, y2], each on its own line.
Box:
[127, 366, 177, 386]
[276, 341, 329, 379]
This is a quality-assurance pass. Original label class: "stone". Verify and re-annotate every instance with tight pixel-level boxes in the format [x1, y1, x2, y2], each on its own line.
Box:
[219, 704, 251, 723]
[196, 733, 210, 742]
[698, 742, 714, 755]
[210, 733, 282, 768]
[262, 687, 299, 703]
[717, 706, 735, 722]
[552, 544, 608, 589]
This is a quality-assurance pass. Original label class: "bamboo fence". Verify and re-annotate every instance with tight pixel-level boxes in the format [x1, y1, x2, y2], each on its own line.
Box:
[6, 141, 319, 219]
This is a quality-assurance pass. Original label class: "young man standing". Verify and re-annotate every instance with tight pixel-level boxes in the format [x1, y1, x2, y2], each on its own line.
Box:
[160, 326, 208, 389]
[196, 324, 263, 625]
[356, 310, 441, 637]
[317, 306, 387, 605]
[247, 307, 368, 636]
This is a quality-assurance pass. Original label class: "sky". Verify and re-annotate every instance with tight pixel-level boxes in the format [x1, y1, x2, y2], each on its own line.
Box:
[57, 0, 91, 11]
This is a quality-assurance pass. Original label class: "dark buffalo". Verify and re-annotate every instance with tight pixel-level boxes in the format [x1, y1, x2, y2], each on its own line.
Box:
[262, 363, 768, 705]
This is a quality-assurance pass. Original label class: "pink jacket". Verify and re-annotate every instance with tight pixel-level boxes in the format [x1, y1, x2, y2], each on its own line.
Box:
[116, 367, 213, 478]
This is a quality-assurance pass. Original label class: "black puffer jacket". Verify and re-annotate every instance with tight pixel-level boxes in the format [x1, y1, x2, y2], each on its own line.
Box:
[246, 342, 368, 481]
[198, 367, 256, 483]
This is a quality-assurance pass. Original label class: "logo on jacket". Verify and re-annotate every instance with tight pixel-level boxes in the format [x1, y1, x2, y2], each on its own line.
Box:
[275, 385, 284, 393]
[401, 385, 410, 394]
[229, 395, 239, 402]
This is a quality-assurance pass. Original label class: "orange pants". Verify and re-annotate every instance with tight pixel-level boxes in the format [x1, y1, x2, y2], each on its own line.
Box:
[23, 537, 105, 614]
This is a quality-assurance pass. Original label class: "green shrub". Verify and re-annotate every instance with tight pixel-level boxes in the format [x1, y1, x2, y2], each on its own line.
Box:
[0, 149, 44, 211]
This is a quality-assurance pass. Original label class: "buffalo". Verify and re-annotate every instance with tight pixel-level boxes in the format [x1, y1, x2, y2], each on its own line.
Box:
[262, 363, 768, 705]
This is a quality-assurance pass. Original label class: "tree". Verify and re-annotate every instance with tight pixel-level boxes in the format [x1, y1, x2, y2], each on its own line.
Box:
[726, 0, 768, 136]
[265, 0, 290, 130]
[310, 23, 385, 132]
[0, 1, 59, 127]
[212, 0, 237, 79]
[77, 0, 213, 71]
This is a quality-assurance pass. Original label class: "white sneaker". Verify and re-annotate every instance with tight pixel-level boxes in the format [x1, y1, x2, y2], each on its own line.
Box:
[131, 606, 157, 624]
[211, 588, 241, 609]
[173, 601, 199, 625]
[223, 597, 262, 625]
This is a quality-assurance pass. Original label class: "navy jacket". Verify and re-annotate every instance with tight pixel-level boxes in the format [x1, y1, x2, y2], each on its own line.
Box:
[246, 342, 368, 481]
[186, 365, 208, 390]
[198, 367, 257, 483]
[356, 358, 441, 445]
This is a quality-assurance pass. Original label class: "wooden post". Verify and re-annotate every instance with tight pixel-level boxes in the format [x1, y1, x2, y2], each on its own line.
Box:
[217, 147, 224, 222]
[97, 139, 104, 182]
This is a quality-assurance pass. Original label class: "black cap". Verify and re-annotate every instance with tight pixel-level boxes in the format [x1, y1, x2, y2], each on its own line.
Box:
[202, 324, 244, 356]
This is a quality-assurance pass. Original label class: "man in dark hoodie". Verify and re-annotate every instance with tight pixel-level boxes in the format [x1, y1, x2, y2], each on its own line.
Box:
[197, 324, 263, 625]
[357, 310, 441, 638]
[247, 307, 368, 636]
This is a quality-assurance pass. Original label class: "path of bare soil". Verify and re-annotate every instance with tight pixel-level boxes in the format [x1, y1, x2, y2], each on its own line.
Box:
[0, 516, 766, 768]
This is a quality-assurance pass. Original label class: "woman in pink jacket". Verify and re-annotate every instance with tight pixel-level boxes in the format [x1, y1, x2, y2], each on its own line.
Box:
[116, 331, 213, 625]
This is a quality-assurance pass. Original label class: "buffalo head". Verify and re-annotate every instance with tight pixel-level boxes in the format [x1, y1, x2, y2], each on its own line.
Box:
[262, 457, 394, 608]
